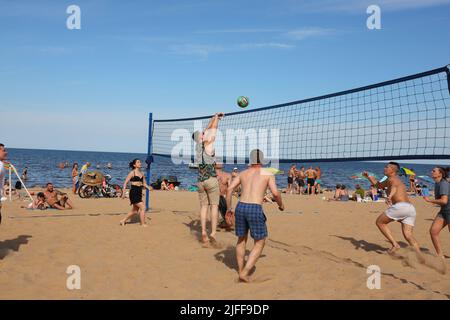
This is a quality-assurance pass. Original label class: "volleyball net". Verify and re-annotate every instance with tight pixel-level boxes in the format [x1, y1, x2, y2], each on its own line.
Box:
[149, 66, 450, 165]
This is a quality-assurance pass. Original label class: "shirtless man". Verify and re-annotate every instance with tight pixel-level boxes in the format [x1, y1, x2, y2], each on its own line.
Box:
[363, 162, 423, 257]
[44, 183, 74, 210]
[305, 166, 317, 195]
[314, 166, 322, 194]
[296, 166, 306, 194]
[226, 149, 284, 282]
[286, 164, 296, 194]
[215, 163, 231, 228]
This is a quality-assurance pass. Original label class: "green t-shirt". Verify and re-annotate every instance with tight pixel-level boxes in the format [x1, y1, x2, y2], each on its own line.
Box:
[355, 188, 365, 198]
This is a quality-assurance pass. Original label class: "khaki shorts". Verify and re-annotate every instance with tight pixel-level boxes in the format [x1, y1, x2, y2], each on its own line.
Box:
[198, 177, 220, 206]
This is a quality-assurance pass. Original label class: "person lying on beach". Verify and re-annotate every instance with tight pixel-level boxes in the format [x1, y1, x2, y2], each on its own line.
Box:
[44, 183, 74, 210]
[161, 179, 170, 191]
[22, 192, 48, 210]
[363, 162, 423, 258]
[226, 149, 284, 283]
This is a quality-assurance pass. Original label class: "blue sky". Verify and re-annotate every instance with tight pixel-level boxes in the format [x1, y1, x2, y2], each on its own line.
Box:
[0, 0, 449, 154]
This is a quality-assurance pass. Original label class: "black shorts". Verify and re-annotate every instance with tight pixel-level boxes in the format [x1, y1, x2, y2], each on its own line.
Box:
[219, 196, 227, 219]
[307, 178, 315, 186]
[287, 177, 294, 184]
[296, 179, 305, 187]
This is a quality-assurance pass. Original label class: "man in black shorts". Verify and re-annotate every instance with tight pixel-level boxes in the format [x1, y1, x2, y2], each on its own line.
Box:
[287, 164, 296, 194]
[305, 166, 317, 195]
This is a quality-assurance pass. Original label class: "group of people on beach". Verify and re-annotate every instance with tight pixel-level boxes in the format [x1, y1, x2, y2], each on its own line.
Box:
[1, 120, 450, 283]
[286, 164, 322, 195]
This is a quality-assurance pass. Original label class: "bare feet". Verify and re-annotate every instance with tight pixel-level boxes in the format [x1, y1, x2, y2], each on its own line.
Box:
[141, 224, 148, 228]
[201, 234, 209, 244]
[119, 220, 126, 226]
[388, 244, 401, 254]
[238, 272, 250, 283]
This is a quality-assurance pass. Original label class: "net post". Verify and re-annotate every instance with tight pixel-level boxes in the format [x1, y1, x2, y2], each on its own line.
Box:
[145, 113, 153, 212]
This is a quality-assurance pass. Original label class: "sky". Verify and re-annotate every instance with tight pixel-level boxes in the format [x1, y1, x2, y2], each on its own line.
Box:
[0, 0, 449, 157]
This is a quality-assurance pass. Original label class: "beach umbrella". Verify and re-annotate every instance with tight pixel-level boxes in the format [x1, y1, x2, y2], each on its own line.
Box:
[351, 172, 378, 180]
[266, 167, 284, 175]
[400, 167, 415, 176]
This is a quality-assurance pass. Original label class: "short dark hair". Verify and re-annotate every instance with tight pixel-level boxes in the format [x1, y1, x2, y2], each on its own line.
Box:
[388, 162, 400, 172]
[46, 182, 53, 186]
[37, 192, 45, 198]
[0, 143, 4, 148]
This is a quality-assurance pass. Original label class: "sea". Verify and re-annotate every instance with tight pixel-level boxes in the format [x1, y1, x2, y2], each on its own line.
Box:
[4, 148, 441, 191]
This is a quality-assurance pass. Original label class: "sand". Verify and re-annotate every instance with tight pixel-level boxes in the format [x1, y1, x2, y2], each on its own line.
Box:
[0, 189, 449, 300]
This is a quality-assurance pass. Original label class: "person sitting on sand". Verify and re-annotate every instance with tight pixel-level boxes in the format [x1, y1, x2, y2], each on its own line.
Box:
[226, 149, 284, 283]
[44, 183, 74, 210]
[331, 184, 342, 200]
[353, 184, 365, 200]
[363, 162, 423, 258]
[424, 167, 449, 259]
[161, 179, 170, 191]
[23, 192, 48, 210]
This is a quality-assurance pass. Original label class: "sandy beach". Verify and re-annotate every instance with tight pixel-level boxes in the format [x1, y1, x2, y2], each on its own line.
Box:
[0, 189, 449, 300]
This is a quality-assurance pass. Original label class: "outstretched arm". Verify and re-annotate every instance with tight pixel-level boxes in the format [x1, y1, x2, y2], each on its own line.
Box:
[363, 171, 387, 189]
[203, 113, 224, 143]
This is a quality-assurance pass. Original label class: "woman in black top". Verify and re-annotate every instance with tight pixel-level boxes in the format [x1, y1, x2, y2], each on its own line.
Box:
[120, 159, 151, 227]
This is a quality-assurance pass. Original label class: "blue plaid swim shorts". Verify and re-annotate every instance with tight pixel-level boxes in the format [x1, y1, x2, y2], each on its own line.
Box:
[235, 202, 268, 240]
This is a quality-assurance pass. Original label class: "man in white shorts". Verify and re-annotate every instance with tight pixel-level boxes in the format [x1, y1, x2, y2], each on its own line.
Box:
[363, 162, 423, 258]
[0, 143, 8, 225]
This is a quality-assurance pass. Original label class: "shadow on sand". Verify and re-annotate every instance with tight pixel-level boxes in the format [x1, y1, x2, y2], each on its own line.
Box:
[0, 235, 32, 260]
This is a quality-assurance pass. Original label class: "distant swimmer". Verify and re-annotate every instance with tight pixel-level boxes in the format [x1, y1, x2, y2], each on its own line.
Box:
[226, 149, 284, 283]
[107, 163, 113, 169]
[363, 162, 423, 260]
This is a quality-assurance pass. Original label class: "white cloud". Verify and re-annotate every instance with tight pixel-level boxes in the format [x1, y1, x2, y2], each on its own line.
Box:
[286, 27, 336, 40]
[169, 42, 294, 58]
[195, 28, 283, 34]
[289, 0, 450, 13]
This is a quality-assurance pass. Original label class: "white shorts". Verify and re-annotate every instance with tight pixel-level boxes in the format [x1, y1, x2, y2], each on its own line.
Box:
[385, 202, 416, 226]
